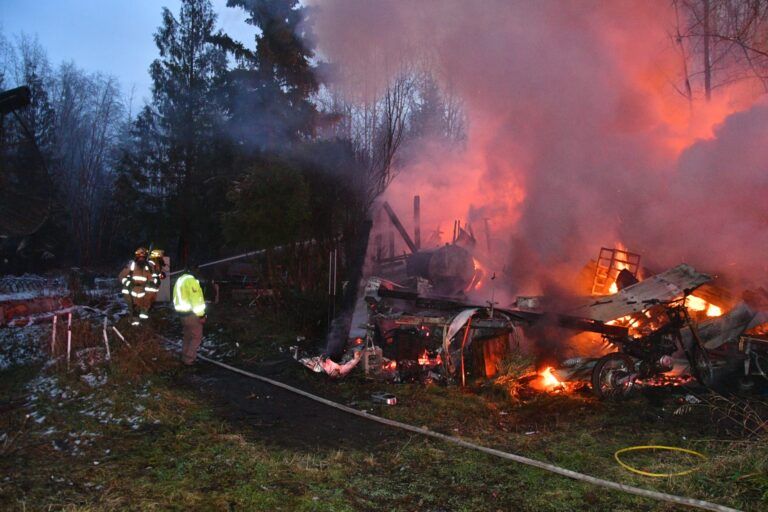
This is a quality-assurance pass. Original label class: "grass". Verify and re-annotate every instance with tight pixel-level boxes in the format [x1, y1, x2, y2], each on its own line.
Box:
[0, 301, 766, 511]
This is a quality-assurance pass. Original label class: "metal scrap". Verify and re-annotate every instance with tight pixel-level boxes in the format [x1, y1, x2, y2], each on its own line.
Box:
[571, 264, 712, 322]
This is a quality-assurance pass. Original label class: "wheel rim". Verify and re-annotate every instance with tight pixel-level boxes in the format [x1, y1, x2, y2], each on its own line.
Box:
[598, 358, 633, 398]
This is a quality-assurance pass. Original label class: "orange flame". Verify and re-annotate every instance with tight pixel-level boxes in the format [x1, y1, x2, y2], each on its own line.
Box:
[417, 349, 442, 366]
[686, 295, 723, 317]
[531, 366, 563, 391]
[706, 304, 722, 317]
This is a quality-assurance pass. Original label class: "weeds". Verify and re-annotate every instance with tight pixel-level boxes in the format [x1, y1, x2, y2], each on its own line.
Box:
[492, 351, 535, 401]
[675, 391, 768, 438]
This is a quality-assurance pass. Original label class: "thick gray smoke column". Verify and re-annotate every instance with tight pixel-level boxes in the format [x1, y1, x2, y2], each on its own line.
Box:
[311, 0, 768, 293]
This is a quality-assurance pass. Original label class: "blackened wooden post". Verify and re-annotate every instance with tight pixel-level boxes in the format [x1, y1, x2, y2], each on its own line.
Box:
[102, 317, 111, 361]
[413, 195, 421, 250]
[51, 315, 57, 357]
[381, 201, 417, 253]
[66, 312, 72, 369]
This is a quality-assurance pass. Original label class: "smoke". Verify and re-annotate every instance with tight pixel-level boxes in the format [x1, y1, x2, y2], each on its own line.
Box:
[310, 0, 768, 296]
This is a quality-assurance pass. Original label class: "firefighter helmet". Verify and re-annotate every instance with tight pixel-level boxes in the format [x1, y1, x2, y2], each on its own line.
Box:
[149, 249, 164, 260]
[134, 247, 149, 259]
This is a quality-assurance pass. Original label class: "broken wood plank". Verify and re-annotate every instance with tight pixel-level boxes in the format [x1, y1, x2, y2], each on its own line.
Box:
[382, 201, 418, 254]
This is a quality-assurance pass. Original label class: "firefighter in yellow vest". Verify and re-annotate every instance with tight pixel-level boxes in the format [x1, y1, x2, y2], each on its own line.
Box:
[173, 268, 206, 365]
[118, 247, 155, 326]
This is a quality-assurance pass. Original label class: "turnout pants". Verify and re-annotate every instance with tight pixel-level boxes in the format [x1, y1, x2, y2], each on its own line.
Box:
[181, 314, 204, 365]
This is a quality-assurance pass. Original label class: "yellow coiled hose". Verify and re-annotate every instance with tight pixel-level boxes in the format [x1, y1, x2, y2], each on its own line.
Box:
[614, 445, 707, 477]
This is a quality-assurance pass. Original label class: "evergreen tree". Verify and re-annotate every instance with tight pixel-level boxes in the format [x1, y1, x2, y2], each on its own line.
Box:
[224, 0, 319, 150]
[149, 0, 228, 263]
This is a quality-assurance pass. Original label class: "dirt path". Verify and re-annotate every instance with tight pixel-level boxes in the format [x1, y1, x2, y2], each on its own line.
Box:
[177, 358, 395, 451]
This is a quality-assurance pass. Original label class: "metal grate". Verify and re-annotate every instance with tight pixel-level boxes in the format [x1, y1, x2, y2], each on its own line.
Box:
[591, 247, 641, 295]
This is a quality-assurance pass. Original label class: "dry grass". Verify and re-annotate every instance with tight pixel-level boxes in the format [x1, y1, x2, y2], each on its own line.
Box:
[105, 323, 177, 382]
[492, 351, 536, 401]
[48, 318, 103, 360]
[675, 391, 768, 438]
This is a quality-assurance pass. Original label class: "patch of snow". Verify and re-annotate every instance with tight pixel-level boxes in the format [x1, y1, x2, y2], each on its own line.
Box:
[80, 372, 108, 388]
[0, 274, 67, 302]
[0, 324, 48, 370]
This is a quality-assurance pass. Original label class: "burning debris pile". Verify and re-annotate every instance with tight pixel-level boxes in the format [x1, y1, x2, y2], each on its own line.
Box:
[304, 206, 768, 402]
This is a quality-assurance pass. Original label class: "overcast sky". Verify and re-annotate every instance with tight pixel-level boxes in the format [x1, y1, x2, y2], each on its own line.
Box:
[1, 0, 254, 104]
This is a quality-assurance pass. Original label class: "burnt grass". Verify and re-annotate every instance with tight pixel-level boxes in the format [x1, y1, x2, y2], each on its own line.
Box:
[0, 302, 767, 511]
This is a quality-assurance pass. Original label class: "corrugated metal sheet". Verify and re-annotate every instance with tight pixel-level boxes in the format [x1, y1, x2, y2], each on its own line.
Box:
[570, 264, 712, 322]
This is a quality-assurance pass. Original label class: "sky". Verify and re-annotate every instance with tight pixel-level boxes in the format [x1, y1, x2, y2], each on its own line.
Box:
[1, 0, 254, 105]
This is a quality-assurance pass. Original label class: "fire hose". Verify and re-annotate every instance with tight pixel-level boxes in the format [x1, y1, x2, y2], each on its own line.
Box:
[169, 343, 740, 512]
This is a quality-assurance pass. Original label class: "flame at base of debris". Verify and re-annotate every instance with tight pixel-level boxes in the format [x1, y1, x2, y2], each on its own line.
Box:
[530, 366, 565, 392]
[636, 373, 693, 388]
[417, 349, 442, 367]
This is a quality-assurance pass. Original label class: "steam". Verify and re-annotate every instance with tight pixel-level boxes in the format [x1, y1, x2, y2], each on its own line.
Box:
[310, 0, 768, 296]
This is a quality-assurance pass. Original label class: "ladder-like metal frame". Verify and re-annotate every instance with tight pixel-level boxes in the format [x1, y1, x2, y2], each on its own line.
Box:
[592, 247, 641, 295]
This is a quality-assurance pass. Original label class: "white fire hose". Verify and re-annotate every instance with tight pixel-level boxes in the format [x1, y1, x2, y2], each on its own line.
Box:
[169, 341, 740, 512]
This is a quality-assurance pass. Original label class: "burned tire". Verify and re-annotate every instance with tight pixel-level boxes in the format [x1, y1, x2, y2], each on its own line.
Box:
[689, 344, 714, 388]
[592, 353, 636, 400]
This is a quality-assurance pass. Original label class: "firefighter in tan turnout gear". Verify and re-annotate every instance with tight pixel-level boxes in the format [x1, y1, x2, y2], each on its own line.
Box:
[146, 248, 167, 304]
[118, 247, 162, 326]
[173, 268, 206, 365]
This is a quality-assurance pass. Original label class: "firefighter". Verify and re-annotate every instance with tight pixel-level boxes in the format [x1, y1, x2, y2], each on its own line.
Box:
[118, 247, 154, 326]
[146, 248, 167, 302]
[173, 268, 206, 365]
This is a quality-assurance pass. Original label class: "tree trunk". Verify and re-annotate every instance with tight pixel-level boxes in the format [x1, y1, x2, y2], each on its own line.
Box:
[703, 0, 712, 101]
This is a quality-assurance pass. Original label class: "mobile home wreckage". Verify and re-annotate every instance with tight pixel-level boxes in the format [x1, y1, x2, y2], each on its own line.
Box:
[300, 198, 768, 400]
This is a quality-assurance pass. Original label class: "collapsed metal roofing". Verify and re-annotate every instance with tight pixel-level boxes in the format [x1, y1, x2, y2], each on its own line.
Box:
[569, 264, 712, 322]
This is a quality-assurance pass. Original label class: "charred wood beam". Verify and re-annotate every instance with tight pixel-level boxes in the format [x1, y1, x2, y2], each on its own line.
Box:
[555, 315, 628, 337]
[413, 195, 421, 250]
[509, 309, 628, 337]
[382, 201, 418, 254]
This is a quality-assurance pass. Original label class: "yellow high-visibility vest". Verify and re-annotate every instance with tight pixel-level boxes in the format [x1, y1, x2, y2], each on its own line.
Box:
[173, 274, 206, 317]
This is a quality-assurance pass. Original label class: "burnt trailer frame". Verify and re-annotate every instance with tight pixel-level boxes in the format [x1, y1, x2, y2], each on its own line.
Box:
[360, 278, 628, 383]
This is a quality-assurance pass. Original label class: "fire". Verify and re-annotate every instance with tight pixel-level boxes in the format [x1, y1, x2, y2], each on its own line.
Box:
[541, 367, 560, 388]
[606, 314, 633, 326]
[685, 295, 707, 311]
[467, 258, 487, 292]
[605, 244, 631, 295]
[531, 366, 563, 392]
[685, 295, 723, 317]
[417, 349, 442, 366]
[383, 360, 397, 371]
